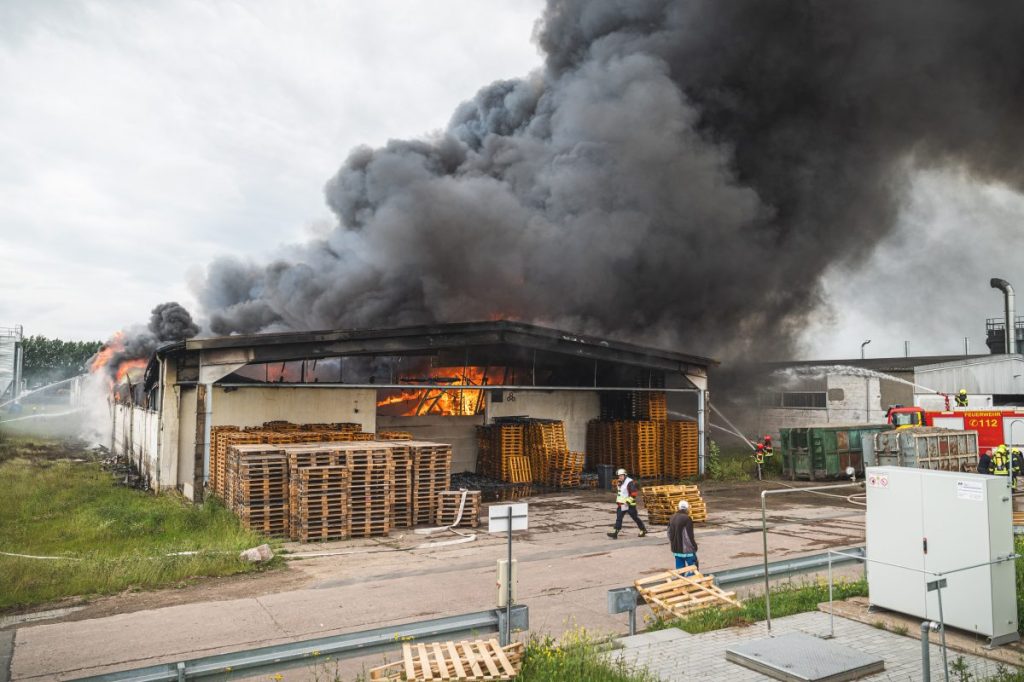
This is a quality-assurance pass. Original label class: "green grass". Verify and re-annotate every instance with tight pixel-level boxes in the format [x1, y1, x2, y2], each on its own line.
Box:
[646, 577, 869, 634]
[0, 439, 276, 610]
[516, 630, 658, 682]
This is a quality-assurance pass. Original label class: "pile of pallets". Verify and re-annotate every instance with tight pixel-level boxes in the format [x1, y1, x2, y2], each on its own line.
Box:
[641, 484, 707, 525]
[546, 451, 585, 487]
[434, 490, 482, 528]
[635, 567, 740, 619]
[369, 639, 524, 681]
[475, 424, 525, 482]
[230, 450, 289, 536]
[377, 430, 413, 440]
[295, 466, 351, 542]
[524, 420, 568, 483]
[635, 392, 667, 422]
[622, 421, 662, 478]
[408, 441, 454, 525]
[382, 441, 414, 528]
[663, 421, 699, 479]
[337, 443, 395, 538]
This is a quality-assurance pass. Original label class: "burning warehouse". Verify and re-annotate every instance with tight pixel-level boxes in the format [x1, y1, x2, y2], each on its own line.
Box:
[110, 320, 714, 502]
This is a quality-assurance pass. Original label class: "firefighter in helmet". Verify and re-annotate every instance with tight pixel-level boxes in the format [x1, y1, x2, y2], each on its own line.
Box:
[607, 468, 647, 539]
[1012, 447, 1024, 489]
[754, 442, 765, 465]
[992, 444, 1010, 478]
[762, 435, 774, 458]
[955, 389, 968, 408]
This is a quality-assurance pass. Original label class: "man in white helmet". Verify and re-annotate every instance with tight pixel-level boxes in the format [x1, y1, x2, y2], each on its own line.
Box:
[668, 499, 698, 569]
[607, 468, 647, 539]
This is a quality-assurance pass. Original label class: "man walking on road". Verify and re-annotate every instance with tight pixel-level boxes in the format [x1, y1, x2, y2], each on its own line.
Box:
[607, 468, 647, 538]
[668, 500, 699, 569]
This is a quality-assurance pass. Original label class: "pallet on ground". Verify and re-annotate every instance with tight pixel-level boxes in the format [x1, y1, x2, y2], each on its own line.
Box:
[407, 441, 453, 525]
[635, 567, 740, 620]
[642, 484, 707, 525]
[368, 639, 524, 681]
[434, 490, 482, 528]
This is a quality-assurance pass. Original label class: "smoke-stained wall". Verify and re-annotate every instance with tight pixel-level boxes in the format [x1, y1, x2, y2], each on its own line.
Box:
[193, 0, 1024, 362]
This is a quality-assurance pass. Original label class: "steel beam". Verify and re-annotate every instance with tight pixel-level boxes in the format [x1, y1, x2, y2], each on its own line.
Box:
[69, 606, 528, 682]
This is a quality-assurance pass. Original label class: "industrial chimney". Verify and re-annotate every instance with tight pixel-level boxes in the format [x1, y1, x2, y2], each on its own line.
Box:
[990, 278, 1017, 354]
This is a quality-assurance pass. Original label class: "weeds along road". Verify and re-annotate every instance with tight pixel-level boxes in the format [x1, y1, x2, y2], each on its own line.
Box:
[5, 479, 866, 680]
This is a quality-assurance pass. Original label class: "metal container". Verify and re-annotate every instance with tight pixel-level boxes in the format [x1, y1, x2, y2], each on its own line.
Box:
[865, 427, 979, 472]
[780, 424, 891, 480]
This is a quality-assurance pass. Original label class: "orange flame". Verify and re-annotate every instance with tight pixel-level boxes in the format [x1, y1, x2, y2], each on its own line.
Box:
[90, 331, 147, 387]
[377, 366, 505, 416]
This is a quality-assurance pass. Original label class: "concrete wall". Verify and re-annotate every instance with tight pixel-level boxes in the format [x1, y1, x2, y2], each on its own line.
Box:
[111, 404, 159, 488]
[735, 375, 904, 437]
[377, 415, 482, 472]
[209, 386, 376, 431]
[485, 389, 600, 453]
[177, 386, 198, 500]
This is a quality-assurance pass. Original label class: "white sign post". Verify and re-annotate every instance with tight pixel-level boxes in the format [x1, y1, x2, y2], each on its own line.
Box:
[488, 503, 528, 645]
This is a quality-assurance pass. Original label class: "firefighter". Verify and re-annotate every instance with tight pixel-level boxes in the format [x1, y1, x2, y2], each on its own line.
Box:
[762, 435, 774, 458]
[607, 468, 647, 539]
[1012, 447, 1024, 489]
[978, 449, 994, 475]
[753, 442, 765, 465]
[955, 389, 969, 408]
[992, 445, 1010, 478]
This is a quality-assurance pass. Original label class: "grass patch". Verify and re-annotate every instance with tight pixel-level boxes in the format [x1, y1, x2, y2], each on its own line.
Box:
[517, 630, 659, 682]
[705, 440, 751, 482]
[0, 440, 275, 611]
[646, 577, 869, 634]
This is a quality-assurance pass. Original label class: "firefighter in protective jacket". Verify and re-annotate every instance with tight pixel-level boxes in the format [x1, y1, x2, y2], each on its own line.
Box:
[955, 389, 969, 407]
[992, 444, 1010, 477]
[607, 469, 647, 539]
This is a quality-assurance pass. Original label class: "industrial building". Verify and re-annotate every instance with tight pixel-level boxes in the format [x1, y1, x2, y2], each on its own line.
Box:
[110, 320, 715, 500]
[0, 324, 23, 402]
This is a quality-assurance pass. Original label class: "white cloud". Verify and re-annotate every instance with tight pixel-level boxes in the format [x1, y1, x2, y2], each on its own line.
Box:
[0, 0, 545, 340]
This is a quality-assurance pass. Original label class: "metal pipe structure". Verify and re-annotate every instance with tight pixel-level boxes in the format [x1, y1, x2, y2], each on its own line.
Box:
[991, 278, 1017, 354]
[921, 621, 934, 682]
[215, 383, 700, 393]
[761, 482, 864, 631]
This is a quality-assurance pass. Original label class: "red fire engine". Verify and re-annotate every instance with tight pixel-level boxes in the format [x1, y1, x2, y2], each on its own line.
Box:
[886, 405, 1024, 451]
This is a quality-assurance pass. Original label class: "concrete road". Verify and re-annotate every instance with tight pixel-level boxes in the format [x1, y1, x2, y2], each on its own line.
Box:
[4, 482, 866, 680]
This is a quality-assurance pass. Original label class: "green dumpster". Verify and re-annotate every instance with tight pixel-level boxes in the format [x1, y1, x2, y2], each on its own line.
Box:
[780, 424, 890, 480]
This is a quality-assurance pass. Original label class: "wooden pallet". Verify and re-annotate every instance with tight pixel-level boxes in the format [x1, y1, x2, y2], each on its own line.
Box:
[1014, 511, 1024, 526]
[635, 567, 740, 619]
[369, 639, 524, 681]
[642, 484, 707, 525]
[434, 490, 482, 528]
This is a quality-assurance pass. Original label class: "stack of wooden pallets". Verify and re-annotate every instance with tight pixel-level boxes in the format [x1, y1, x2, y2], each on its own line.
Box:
[546, 451, 585, 488]
[377, 430, 413, 440]
[524, 420, 568, 483]
[641, 484, 707, 525]
[434, 490, 482, 528]
[283, 445, 345, 539]
[230, 450, 289, 537]
[635, 567, 740, 619]
[474, 424, 526, 482]
[295, 466, 351, 542]
[635, 392, 667, 422]
[622, 421, 661, 478]
[663, 421, 699, 479]
[408, 441, 453, 525]
[334, 443, 395, 538]
[380, 441, 414, 528]
[369, 639, 524, 681]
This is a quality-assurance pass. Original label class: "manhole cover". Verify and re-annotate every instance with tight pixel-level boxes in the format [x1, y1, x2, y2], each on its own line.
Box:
[725, 632, 884, 682]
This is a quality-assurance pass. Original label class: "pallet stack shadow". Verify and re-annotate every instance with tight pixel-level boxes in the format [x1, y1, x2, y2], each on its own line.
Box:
[475, 418, 585, 487]
[216, 422, 451, 540]
[586, 392, 699, 480]
[640, 484, 707, 525]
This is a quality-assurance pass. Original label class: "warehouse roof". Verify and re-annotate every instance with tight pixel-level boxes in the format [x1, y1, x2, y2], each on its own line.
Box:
[153, 320, 717, 378]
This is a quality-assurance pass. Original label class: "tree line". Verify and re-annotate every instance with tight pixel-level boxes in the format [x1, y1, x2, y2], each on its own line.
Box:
[21, 336, 103, 386]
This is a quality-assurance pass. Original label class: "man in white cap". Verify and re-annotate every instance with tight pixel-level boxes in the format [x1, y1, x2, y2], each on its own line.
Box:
[607, 468, 647, 539]
[668, 499, 698, 569]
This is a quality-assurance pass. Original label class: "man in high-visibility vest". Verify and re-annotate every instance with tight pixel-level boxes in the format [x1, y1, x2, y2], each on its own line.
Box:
[992, 444, 1010, 478]
[607, 468, 647, 539]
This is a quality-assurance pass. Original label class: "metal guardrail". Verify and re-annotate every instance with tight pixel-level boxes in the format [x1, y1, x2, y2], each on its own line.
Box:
[69, 605, 528, 682]
[607, 547, 867, 635]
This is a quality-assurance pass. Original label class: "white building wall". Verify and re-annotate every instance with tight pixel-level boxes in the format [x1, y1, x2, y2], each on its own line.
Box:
[486, 390, 600, 453]
[209, 386, 376, 431]
[746, 375, 888, 435]
[111, 404, 159, 488]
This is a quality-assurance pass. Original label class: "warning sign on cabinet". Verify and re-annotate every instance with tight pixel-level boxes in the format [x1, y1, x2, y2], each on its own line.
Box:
[867, 474, 889, 489]
[956, 480, 984, 502]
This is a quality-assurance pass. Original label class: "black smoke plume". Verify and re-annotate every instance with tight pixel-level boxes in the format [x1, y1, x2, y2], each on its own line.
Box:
[93, 302, 199, 380]
[194, 0, 1024, 359]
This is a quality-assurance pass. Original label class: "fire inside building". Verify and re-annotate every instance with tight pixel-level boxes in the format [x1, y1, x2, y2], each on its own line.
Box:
[108, 320, 714, 501]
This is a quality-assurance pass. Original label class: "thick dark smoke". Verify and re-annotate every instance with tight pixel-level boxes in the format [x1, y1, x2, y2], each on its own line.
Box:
[93, 302, 199, 379]
[194, 0, 1024, 360]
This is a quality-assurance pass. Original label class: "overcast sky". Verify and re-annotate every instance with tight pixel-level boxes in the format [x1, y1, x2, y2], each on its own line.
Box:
[1, 1, 1022, 361]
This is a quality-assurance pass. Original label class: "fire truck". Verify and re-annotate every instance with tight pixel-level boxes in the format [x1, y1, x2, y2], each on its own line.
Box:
[886, 405, 1024, 451]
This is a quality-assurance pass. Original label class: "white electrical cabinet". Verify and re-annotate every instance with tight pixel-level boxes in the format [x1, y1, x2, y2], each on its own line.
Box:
[866, 466, 1018, 645]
